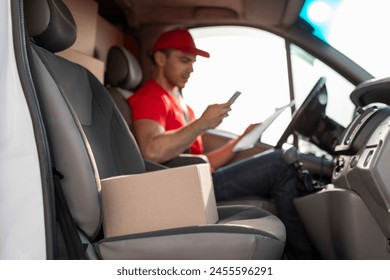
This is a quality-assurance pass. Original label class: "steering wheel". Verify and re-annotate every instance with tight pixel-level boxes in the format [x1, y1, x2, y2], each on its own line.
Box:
[275, 77, 328, 148]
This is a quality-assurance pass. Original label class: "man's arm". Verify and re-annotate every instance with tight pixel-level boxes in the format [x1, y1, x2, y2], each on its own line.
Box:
[205, 138, 239, 169]
[132, 103, 232, 163]
[205, 123, 259, 169]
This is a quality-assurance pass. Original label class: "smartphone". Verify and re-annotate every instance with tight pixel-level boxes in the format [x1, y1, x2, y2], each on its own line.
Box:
[228, 91, 241, 103]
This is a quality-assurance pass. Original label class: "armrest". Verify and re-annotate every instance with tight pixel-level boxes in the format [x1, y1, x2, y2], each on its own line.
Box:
[162, 154, 209, 168]
[144, 159, 168, 171]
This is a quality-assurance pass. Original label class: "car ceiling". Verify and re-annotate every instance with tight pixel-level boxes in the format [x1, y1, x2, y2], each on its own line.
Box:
[97, 0, 305, 33]
[95, 0, 372, 84]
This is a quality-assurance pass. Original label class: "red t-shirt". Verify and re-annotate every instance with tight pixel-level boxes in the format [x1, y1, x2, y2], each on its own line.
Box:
[128, 80, 204, 154]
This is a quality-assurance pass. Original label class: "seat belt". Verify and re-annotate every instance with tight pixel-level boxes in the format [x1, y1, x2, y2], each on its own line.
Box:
[175, 89, 191, 124]
[175, 89, 191, 153]
[53, 168, 88, 260]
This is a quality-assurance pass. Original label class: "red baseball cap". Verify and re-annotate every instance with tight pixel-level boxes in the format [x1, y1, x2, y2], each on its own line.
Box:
[152, 29, 210, 58]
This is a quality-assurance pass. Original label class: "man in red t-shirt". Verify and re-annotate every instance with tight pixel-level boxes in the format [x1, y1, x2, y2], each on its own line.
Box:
[129, 79, 204, 155]
[129, 29, 316, 259]
[129, 28, 245, 169]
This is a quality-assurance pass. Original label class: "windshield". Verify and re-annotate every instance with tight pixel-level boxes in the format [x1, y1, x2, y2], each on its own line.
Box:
[300, 0, 390, 79]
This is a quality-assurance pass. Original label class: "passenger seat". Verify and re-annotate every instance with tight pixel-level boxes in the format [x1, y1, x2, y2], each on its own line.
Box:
[24, 0, 286, 259]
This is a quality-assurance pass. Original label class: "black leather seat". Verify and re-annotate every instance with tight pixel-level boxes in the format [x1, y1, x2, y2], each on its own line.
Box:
[24, 0, 285, 259]
[105, 45, 142, 129]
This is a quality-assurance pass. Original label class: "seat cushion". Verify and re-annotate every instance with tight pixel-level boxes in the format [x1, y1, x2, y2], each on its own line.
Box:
[95, 205, 285, 260]
[218, 196, 277, 214]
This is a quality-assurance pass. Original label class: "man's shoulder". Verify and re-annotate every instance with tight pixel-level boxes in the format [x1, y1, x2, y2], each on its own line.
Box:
[130, 80, 167, 109]
[135, 80, 163, 96]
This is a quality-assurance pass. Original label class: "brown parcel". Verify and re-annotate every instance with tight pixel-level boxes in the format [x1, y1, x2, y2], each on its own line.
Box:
[100, 163, 219, 237]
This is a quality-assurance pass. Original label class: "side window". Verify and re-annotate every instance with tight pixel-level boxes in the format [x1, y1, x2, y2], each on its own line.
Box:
[290, 44, 355, 128]
[185, 26, 291, 146]
[290, 44, 355, 154]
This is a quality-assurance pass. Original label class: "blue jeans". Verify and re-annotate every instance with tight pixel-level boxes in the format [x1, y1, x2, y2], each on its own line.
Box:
[212, 149, 315, 259]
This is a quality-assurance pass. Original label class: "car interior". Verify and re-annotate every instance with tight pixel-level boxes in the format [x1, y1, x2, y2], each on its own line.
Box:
[11, 0, 390, 259]
[23, 0, 288, 260]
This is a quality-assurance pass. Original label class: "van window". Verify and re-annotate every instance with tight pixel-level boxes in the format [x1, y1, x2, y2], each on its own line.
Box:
[290, 44, 355, 129]
[185, 26, 291, 146]
[186, 26, 355, 152]
[290, 44, 355, 155]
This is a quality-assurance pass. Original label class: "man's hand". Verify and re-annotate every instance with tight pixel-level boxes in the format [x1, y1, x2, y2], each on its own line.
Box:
[241, 123, 260, 137]
[197, 102, 232, 129]
[233, 123, 261, 143]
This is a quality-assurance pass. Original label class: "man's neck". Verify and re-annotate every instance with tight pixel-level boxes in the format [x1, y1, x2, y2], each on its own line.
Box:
[153, 76, 177, 95]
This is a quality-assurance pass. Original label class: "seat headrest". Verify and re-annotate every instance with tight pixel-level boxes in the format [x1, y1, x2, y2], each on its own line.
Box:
[105, 46, 143, 91]
[24, 0, 77, 53]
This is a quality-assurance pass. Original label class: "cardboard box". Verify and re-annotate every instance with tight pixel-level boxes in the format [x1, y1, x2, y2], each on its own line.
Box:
[57, 49, 105, 83]
[100, 163, 218, 237]
[62, 0, 98, 56]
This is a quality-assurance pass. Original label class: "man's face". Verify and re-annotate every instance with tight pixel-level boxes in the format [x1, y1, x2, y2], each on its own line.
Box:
[162, 50, 196, 89]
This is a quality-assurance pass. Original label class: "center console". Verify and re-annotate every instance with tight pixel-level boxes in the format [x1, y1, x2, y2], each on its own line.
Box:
[333, 105, 390, 237]
[293, 79, 390, 259]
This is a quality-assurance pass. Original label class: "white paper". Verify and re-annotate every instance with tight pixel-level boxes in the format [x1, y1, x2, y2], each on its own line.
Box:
[233, 101, 295, 152]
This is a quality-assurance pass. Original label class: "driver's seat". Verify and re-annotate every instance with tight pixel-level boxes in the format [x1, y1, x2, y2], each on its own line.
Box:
[24, 0, 286, 259]
[105, 45, 142, 129]
[104, 44, 278, 213]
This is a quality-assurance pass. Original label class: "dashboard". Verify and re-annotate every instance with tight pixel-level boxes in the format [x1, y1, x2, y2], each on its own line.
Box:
[332, 77, 390, 238]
